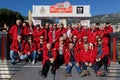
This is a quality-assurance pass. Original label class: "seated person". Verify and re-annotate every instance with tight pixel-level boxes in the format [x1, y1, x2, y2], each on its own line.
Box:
[10, 35, 27, 65]
[64, 43, 82, 77]
[39, 43, 57, 78]
[24, 35, 37, 64]
[94, 38, 109, 72]
[80, 43, 105, 77]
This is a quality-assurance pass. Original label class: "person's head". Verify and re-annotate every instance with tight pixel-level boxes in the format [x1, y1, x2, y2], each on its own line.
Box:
[59, 23, 64, 29]
[53, 23, 57, 29]
[83, 43, 89, 51]
[27, 35, 33, 43]
[16, 20, 21, 26]
[67, 23, 72, 29]
[83, 36, 88, 42]
[95, 23, 100, 29]
[28, 21, 33, 27]
[91, 24, 95, 30]
[69, 43, 74, 49]
[45, 22, 49, 29]
[36, 24, 40, 30]
[97, 38, 102, 45]
[59, 37, 64, 44]
[63, 33, 67, 40]
[105, 22, 110, 27]
[77, 22, 82, 28]
[22, 22, 27, 27]
[39, 35, 44, 42]
[46, 43, 52, 50]
[73, 35, 77, 42]
[17, 35, 22, 42]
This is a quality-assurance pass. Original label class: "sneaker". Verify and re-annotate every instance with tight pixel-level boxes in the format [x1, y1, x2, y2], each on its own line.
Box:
[64, 72, 72, 77]
[11, 62, 16, 65]
[96, 70, 105, 77]
[29, 60, 31, 63]
[80, 70, 87, 77]
[32, 60, 35, 64]
[38, 70, 46, 79]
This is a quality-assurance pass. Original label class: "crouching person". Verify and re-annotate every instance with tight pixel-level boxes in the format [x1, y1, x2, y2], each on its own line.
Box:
[95, 38, 109, 72]
[39, 43, 57, 78]
[24, 36, 37, 64]
[80, 43, 105, 77]
[64, 43, 82, 77]
[10, 35, 27, 65]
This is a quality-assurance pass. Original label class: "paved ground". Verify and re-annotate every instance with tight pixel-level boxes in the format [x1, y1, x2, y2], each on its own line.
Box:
[10, 62, 120, 80]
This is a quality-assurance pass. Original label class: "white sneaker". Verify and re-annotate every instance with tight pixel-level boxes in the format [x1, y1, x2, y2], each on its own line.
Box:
[32, 60, 35, 64]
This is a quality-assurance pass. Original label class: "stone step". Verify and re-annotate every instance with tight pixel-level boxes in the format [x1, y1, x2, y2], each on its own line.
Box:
[0, 75, 13, 79]
[0, 67, 20, 71]
[0, 71, 17, 75]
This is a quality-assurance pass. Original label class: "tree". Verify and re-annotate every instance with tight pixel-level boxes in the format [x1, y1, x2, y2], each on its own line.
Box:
[0, 8, 24, 27]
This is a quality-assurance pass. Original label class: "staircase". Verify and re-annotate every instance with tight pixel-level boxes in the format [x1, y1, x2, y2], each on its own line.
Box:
[0, 60, 26, 80]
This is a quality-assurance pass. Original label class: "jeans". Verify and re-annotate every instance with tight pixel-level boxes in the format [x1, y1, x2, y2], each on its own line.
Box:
[28, 51, 37, 61]
[66, 62, 82, 74]
[10, 50, 27, 63]
[81, 63, 99, 73]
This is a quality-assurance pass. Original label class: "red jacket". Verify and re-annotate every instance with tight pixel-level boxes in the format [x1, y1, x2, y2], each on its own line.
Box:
[102, 26, 113, 45]
[58, 28, 66, 36]
[42, 48, 57, 65]
[33, 28, 44, 42]
[64, 48, 80, 65]
[73, 27, 85, 39]
[80, 49, 95, 64]
[48, 29, 60, 43]
[37, 41, 47, 51]
[94, 44, 109, 59]
[9, 25, 24, 41]
[23, 26, 36, 36]
[10, 40, 25, 53]
[24, 42, 37, 54]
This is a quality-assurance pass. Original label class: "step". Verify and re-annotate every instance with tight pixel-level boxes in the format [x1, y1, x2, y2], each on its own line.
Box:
[0, 75, 13, 79]
[0, 71, 17, 75]
[0, 67, 20, 71]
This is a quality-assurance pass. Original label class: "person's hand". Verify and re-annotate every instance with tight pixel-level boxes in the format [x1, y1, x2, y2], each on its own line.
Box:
[76, 63, 79, 66]
[98, 58, 101, 61]
[28, 52, 30, 55]
[29, 32, 33, 34]
[89, 63, 92, 67]
[37, 50, 41, 54]
[85, 62, 89, 66]
[96, 58, 99, 62]
[53, 39, 56, 43]
[49, 58, 54, 63]
[68, 62, 72, 67]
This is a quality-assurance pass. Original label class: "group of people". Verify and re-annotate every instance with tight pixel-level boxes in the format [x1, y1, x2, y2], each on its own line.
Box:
[8, 19, 113, 78]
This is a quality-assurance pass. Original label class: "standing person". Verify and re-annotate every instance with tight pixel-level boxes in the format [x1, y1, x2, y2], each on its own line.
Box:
[66, 23, 74, 37]
[94, 38, 109, 72]
[44, 22, 50, 42]
[9, 20, 23, 41]
[64, 43, 82, 77]
[24, 36, 37, 64]
[102, 22, 113, 45]
[37, 35, 47, 61]
[39, 43, 57, 78]
[10, 35, 27, 65]
[58, 23, 66, 36]
[48, 23, 60, 46]
[80, 43, 105, 77]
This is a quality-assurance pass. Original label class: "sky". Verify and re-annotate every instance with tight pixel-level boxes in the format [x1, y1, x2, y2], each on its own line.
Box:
[0, 0, 120, 16]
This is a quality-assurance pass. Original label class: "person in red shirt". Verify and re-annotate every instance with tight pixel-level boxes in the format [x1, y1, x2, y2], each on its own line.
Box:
[58, 23, 66, 36]
[39, 43, 57, 78]
[33, 24, 44, 43]
[64, 43, 82, 77]
[48, 23, 60, 45]
[24, 35, 37, 64]
[102, 22, 113, 45]
[9, 20, 23, 41]
[94, 38, 109, 72]
[37, 35, 47, 61]
[10, 35, 27, 65]
[80, 43, 105, 77]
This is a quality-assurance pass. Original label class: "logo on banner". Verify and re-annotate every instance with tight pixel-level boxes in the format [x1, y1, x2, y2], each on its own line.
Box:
[77, 7, 83, 14]
[50, 1, 72, 13]
[40, 7, 45, 14]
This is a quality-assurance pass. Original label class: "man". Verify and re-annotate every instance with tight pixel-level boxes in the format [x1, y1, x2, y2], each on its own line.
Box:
[9, 20, 23, 41]
[39, 43, 57, 78]
[80, 43, 105, 77]
[64, 43, 82, 77]
[10, 35, 27, 65]
[94, 38, 109, 72]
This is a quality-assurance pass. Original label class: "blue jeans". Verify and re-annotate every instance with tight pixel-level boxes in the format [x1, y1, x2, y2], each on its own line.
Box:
[28, 51, 37, 61]
[81, 63, 99, 73]
[66, 62, 82, 74]
[10, 50, 18, 63]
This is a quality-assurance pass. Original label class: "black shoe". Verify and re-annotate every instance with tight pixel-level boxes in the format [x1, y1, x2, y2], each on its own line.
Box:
[38, 70, 46, 78]
[51, 68, 56, 75]
[11, 62, 16, 65]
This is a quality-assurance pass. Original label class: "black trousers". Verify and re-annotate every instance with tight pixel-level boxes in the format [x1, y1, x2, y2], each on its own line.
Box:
[96, 56, 108, 71]
[42, 60, 56, 76]
[56, 54, 64, 69]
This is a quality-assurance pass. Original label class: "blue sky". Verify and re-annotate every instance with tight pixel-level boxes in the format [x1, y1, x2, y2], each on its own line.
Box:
[0, 0, 120, 16]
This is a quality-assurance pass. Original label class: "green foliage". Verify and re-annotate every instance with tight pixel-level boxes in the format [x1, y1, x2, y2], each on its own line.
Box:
[0, 8, 24, 27]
